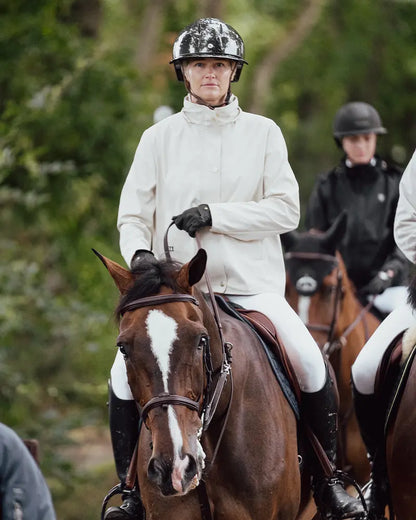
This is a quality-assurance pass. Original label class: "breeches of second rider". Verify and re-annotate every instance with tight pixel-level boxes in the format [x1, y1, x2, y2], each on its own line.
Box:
[352, 303, 416, 394]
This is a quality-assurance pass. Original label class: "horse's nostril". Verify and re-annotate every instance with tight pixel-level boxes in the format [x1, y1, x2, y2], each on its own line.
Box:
[148, 457, 168, 485]
[184, 454, 197, 481]
[296, 275, 318, 296]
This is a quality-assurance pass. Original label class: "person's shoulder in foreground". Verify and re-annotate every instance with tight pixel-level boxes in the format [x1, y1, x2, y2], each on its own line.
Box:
[0, 422, 56, 520]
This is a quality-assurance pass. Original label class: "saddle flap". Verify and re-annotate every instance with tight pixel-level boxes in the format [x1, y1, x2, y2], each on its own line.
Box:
[236, 308, 301, 402]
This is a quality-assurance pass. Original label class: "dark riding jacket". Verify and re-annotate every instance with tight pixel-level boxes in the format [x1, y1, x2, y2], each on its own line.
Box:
[305, 156, 409, 291]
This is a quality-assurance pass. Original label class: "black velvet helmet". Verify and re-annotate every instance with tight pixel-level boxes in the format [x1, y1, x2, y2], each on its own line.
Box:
[170, 18, 247, 82]
[333, 102, 387, 138]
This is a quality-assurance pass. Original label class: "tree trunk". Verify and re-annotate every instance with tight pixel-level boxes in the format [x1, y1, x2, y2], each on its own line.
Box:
[248, 0, 327, 114]
[134, 0, 166, 72]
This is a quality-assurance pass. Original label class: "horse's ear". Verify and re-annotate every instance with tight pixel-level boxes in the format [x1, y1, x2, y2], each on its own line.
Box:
[280, 231, 298, 252]
[92, 249, 135, 294]
[324, 211, 348, 251]
[176, 249, 207, 292]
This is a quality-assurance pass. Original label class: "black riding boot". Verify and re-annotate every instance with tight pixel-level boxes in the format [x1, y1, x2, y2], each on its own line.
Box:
[104, 382, 145, 520]
[302, 373, 365, 520]
[353, 384, 388, 520]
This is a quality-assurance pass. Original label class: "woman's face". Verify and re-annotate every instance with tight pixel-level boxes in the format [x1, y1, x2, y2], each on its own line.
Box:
[183, 58, 235, 106]
[342, 133, 377, 165]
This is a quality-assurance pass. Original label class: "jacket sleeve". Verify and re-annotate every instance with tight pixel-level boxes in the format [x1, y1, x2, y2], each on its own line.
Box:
[117, 129, 156, 267]
[394, 150, 416, 263]
[208, 122, 300, 240]
[0, 424, 56, 520]
[305, 174, 330, 231]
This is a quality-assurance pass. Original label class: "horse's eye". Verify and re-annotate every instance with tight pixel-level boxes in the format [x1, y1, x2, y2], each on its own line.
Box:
[198, 335, 209, 350]
[117, 342, 128, 358]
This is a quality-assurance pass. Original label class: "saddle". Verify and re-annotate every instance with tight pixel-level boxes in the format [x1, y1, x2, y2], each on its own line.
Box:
[214, 295, 300, 420]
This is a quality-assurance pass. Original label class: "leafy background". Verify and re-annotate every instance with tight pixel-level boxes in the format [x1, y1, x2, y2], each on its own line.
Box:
[1, 1, 416, 518]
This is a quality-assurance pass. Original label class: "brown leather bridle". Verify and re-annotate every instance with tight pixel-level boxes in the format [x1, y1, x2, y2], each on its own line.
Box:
[119, 293, 206, 421]
[285, 251, 373, 356]
[118, 244, 233, 437]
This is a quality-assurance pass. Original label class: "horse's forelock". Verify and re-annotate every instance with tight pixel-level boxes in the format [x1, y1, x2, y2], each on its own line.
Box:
[115, 259, 183, 319]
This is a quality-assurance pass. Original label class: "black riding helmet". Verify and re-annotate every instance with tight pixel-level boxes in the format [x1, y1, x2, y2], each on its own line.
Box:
[333, 102, 387, 146]
[170, 18, 247, 82]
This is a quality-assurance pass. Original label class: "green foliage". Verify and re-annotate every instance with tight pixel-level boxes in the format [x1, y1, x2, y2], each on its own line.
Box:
[1, 1, 416, 518]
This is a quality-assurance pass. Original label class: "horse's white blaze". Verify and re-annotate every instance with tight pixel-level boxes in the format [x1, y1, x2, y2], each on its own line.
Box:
[168, 406, 188, 492]
[298, 296, 310, 324]
[146, 309, 177, 391]
[146, 309, 193, 487]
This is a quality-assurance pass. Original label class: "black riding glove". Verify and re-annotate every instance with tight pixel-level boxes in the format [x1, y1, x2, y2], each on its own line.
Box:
[172, 204, 212, 237]
[361, 270, 394, 296]
[130, 249, 156, 270]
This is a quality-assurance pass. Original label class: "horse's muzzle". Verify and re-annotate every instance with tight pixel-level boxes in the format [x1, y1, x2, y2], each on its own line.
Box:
[148, 453, 200, 496]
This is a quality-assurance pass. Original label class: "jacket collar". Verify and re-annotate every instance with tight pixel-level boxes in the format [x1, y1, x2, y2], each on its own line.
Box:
[182, 94, 241, 125]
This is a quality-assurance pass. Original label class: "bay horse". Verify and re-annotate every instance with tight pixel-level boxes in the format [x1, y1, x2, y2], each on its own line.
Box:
[96, 248, 313, 519]
[281, 213, 380, 486]
[382, 278, 416, 519]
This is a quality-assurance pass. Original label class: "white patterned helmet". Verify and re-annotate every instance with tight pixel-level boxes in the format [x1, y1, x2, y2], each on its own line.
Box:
[170, 18, 247, 82]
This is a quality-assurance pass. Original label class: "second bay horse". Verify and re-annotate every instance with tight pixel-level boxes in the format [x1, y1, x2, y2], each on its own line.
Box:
[97, 248, 312, 519]
[382, 278, 416, 519]
[282, 213, 380, 485]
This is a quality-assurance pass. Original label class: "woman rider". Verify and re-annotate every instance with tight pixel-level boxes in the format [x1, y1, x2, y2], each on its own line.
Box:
[104, 18, 366, 520]
[305, 102, 409, 320]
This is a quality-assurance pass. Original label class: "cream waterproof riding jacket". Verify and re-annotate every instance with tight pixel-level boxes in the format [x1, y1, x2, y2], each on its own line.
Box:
[394, 149, 416, 264]
[117, 95, 300, 295]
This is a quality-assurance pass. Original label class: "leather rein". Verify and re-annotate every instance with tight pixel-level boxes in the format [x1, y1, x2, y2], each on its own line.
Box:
[284, 251, 373, 357]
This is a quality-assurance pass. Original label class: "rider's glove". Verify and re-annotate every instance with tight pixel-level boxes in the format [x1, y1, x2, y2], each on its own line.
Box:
[172, 204, 212, 238]
[361, 269, 395, 296]
[130, 249, 156, 270]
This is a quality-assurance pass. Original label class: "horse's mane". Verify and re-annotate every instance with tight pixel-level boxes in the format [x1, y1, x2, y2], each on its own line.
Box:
[115, 259, 184, 320]
[407, 273, 416, 311]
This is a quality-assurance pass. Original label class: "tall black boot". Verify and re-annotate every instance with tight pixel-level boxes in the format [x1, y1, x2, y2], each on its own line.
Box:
[302, 372, 365, 520]
[104, 382, 145, 520]
[352, 384, 388, 520]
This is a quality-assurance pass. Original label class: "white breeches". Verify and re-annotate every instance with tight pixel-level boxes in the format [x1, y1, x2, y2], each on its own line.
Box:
[228, 293, 326, 392]
[351, 303, 416, 394]
[370, 286, 408, 314]
[111, 349, 134, 400]
[111, 292, 327, 399]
